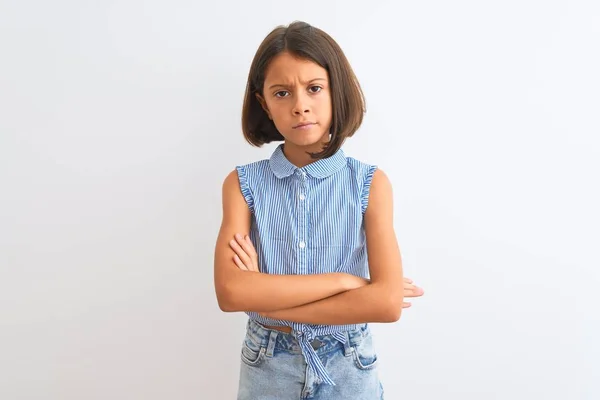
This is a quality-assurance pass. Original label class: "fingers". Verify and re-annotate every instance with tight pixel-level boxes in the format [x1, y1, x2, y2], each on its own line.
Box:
[239, 235, 258, 269]
[235, 234, 259, 272]
[403, 277, 425, 299]
[404, 286, 424, 298]
[230, 233, 260, 272]
[403, 277, 423, 310]
[229, 238, 253, 270]
[233, 254, 248, 271]
[238, 234, 258, 257]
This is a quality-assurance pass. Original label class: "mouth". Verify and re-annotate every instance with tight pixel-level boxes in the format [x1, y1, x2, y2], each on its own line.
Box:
[293, 122, 316, 129]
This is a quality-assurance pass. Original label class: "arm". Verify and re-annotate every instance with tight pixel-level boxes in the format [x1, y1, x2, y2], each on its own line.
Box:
[263, 169, 404, 324]
[214, 170, 365, 313]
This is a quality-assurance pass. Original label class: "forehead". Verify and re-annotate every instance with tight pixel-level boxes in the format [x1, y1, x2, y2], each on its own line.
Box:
[264, 52, 328, 84]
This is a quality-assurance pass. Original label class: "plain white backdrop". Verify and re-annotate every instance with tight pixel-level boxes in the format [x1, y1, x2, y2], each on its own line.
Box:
[1, 1, 599, 399]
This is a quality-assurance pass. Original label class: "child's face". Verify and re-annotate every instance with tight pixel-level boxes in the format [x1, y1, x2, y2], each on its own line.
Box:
[257, 51, 332, 150]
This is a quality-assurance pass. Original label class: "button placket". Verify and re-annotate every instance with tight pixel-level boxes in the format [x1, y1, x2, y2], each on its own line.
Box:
[297, 169, 308, 272]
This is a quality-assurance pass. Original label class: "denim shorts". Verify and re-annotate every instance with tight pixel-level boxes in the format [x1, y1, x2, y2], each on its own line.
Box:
[237, 319, 384, 399]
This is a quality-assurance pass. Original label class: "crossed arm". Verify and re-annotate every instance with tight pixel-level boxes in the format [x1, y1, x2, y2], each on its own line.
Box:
[213, 169, 416, 325]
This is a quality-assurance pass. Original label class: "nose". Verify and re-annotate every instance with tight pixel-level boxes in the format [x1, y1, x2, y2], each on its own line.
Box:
[293, 107, 309, 115]
[292, 93, 310, 115]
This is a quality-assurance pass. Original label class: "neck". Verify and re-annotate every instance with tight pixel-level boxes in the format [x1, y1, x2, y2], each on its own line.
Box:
[282, 137, 330, 168]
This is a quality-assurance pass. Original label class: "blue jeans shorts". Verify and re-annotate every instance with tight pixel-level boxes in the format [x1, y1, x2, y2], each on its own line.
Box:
[237, 319, 384, 399]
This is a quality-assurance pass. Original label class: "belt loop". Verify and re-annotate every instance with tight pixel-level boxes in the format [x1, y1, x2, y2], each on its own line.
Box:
[343, 331, 353, 356]
[265, 330, 278, 358]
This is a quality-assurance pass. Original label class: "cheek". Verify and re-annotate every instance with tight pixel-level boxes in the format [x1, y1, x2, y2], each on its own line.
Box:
[317, 97, 332, 118]
[267, 105, 291, 130]
[317, 92, 332, 109]
[267, 101, 288, 117]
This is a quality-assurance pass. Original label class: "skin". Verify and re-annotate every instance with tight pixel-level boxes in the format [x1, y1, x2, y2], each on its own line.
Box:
[255, 51, 333, 167]
[214, 51, 423, 331]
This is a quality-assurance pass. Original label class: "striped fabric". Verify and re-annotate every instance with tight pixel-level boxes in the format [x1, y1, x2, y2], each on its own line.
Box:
[235, 143, 377, 385]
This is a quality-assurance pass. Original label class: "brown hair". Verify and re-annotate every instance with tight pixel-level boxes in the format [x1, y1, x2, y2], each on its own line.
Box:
[241, 21, 366, 159]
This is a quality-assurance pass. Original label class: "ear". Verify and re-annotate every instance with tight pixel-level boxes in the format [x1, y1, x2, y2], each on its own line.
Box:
[255, 92, 272, 120]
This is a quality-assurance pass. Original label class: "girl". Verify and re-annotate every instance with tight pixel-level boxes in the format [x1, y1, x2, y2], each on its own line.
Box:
[214, 21, 424, 400]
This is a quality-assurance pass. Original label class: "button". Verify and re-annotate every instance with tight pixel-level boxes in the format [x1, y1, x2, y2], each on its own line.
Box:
[299, 241, 306, 249]
[299, 194, 305, 201]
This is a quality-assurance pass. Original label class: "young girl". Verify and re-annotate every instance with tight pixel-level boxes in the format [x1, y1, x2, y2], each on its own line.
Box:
[214, 21, 423, 400]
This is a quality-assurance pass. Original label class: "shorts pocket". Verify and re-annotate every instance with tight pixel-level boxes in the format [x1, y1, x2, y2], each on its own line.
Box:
[240, 336, 266, 367]
[351, 334, 379, 370]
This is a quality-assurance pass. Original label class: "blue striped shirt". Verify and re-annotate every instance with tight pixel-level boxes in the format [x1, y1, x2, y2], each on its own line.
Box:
[235, 143, 377, 385]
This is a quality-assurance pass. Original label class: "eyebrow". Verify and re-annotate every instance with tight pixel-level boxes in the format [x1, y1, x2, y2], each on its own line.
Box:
[268, 78, 327, 90]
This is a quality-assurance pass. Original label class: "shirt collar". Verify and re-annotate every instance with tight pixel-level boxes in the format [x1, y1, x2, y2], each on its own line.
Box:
[268, 144, 347, 179]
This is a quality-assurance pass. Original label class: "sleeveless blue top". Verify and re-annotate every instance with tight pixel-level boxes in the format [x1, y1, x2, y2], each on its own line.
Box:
[236, 143, 377, 385]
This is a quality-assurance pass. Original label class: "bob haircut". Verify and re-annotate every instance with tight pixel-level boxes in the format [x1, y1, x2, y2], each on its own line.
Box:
[241, 21, 366, 160]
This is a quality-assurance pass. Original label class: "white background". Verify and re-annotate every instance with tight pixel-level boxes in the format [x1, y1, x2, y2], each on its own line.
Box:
[1, 1, 598, 399]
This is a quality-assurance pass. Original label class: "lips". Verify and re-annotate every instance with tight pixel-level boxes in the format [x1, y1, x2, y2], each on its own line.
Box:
[293, 122, 316, 129]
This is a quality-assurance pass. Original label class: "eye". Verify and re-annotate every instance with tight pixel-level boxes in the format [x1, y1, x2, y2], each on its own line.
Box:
[309, 86, 322, 93]
[274, 90, 289, 98]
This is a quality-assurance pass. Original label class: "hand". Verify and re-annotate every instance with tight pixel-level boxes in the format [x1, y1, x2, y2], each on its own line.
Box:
[402, 277, 424, 308]
[229, 233, 259, 272]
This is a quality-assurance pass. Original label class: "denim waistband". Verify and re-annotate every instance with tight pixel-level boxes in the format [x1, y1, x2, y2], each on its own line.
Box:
[245, 319, 370, 353]
[245, 319, 371, 385]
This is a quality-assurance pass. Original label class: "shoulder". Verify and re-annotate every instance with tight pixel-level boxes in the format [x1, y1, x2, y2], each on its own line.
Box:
[222, 169, 243, 197]
[370, 169, 392, 195]
[344, 156, 378, 189]
[221, 168, 256, 214]
[365, 168, 393, 215]
[343, 154, 386, 184]
[345, 156, 376, 173]
[222, 160, 267, 196]
[236, 158, 270, 173]
[223, 158, 270, 186]
[234, 159, 271, 184]
[223, 158, 271, 211]
[343, 155, 383, 210]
